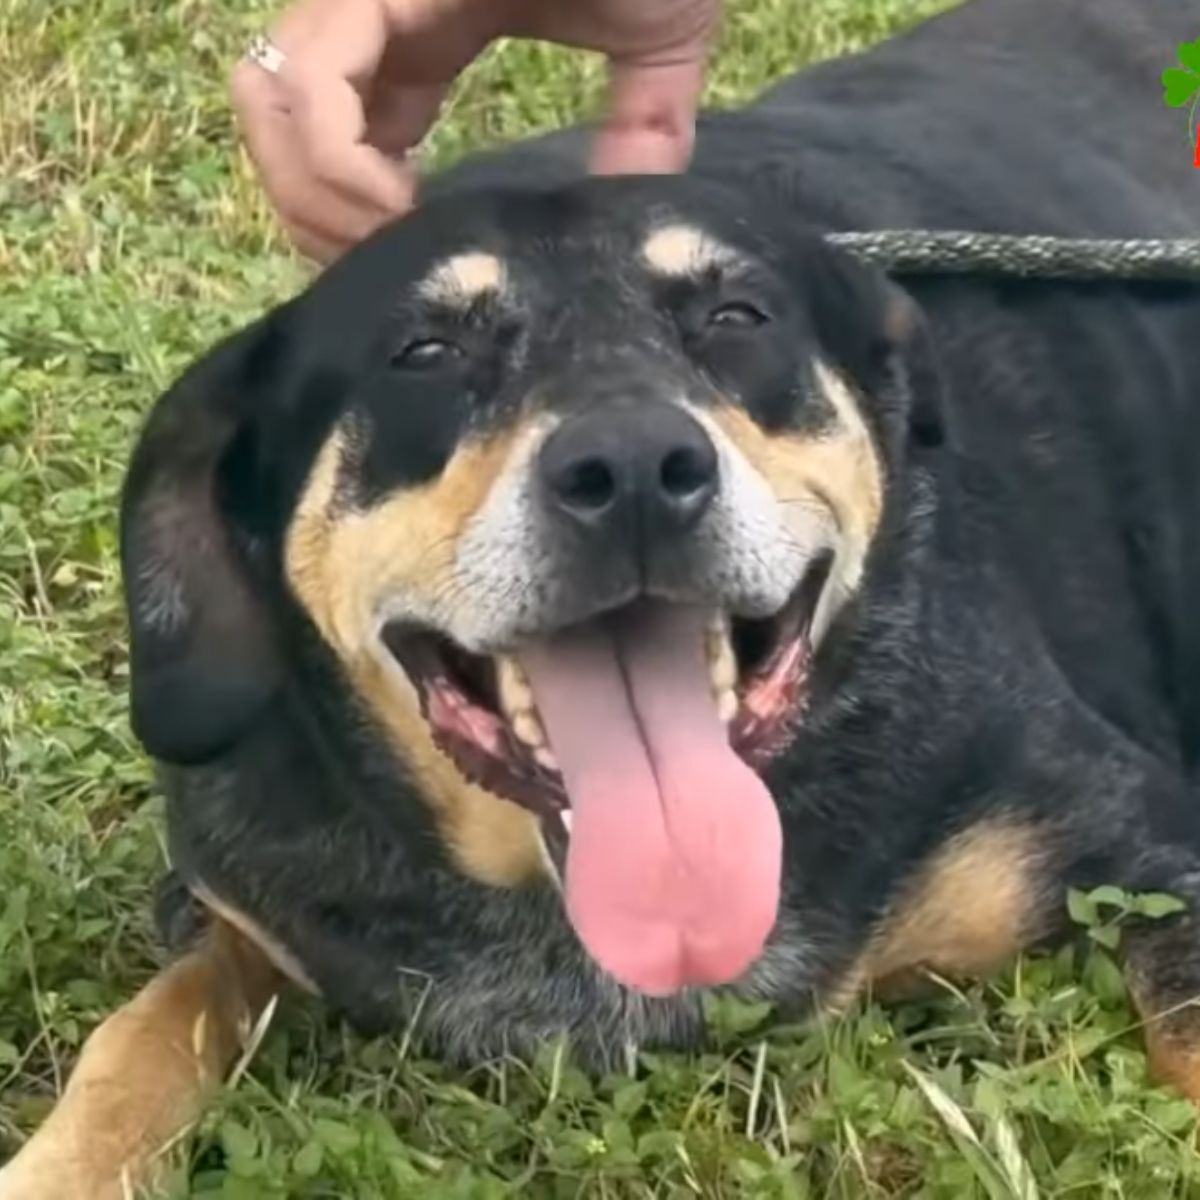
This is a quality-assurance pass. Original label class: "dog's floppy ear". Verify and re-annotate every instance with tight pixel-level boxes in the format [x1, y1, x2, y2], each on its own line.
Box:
[804, 244, 947, 451]
[120, 310, 292, 766]
[878, 282, 948, 452]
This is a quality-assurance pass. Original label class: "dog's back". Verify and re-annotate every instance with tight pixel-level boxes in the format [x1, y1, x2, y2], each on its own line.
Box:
[747, 0, 1194, 236]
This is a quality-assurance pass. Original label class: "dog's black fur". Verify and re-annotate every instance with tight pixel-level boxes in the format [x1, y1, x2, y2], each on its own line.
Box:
[129, 0, 1200, 1070]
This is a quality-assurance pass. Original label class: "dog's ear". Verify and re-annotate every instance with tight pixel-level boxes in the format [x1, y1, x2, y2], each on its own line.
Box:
[804, 245, 947, 451]
[120, 309, 293, 765]
[878, 282, 948, 452]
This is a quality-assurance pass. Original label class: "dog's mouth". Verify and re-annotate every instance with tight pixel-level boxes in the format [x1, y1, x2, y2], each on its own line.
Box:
[383, 556, 830, 996]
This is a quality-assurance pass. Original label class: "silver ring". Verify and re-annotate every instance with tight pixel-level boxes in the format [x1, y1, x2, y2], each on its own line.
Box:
[246, 34, 287, 75]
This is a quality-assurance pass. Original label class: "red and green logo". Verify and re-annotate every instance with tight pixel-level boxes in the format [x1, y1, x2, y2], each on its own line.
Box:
[1161, 37, 1200, 168]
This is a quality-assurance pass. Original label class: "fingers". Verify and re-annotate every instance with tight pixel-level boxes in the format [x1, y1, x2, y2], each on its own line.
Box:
[587, 1, 719, 178]
[232, 61, 408, 261]
[363, 78, 449, 158]
[232, 0, 722, 262]
[230, 0, 415, 263]
[592, 52, 710, 176]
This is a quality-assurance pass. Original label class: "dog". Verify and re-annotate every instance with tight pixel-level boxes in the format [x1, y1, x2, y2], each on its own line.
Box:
[3, 0, 1198, 1194]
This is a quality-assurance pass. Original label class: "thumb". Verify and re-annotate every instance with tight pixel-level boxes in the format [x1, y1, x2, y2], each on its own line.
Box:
[591, 49, 709, 176]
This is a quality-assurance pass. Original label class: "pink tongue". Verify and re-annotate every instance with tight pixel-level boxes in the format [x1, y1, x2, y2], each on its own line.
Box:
[520, 604, 782, 996]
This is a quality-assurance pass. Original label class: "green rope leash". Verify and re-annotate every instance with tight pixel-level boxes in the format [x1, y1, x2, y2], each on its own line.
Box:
[823, 230, 1200, 283]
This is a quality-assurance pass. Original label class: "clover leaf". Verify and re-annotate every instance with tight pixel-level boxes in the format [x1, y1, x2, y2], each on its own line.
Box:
[1162, 38, 1200, 107]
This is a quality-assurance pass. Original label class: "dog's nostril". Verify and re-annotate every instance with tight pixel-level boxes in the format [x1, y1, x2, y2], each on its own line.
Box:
[660, 445, 716, 500]
[539, 403, 718, 533]
[559, 456, 617, 513]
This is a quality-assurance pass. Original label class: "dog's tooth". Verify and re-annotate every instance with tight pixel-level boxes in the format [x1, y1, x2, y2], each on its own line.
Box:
[537, 832, 564, 891]
[706, 615, 737, 698]
[710, 641, 737, 695]
[560, 809, 573, 834]
[534, 746, 559, 772]
[497, 655, 534, 719]
[716, 687, 738, 724]
[512, 710, 547, 750]
[705, 610, 729, 648]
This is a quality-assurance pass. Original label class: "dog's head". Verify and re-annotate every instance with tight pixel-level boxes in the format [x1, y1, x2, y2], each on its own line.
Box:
[122, 175, 943, 996]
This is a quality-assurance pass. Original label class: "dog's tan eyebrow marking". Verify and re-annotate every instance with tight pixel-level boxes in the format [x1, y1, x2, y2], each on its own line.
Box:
[641, 223, 741, 276]
[416, 251, 506, 305]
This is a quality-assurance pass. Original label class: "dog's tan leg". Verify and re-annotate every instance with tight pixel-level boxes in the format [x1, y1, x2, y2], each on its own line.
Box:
[1120, 901, 1200, 1104]
[1126, 973, 1200, 1102]
[0, 921, 281, 1200]
[1133, 1013, 1200, 1102]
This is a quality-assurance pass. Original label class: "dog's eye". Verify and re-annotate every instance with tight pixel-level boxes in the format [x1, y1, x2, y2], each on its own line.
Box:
[707, 301, 770, 329]
[391, 338, 463, 369]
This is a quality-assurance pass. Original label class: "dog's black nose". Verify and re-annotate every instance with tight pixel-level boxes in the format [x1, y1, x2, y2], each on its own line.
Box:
[539, 402, 719, 537]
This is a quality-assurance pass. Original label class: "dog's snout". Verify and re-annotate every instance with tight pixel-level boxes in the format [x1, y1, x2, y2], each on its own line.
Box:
[539, 403, 719, 537]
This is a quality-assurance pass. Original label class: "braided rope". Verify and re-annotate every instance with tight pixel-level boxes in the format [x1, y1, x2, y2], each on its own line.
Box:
[823, 230, 1200, 283]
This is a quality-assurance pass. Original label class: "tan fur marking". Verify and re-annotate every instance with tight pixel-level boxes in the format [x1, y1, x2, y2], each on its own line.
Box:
[417, 251, 505, 305]
[641, 223, 740, 276]
[284, 427, 545, 888]
[0, 923, 279, 1200]
[865, 819, 1041, 987]
[709, 362, 884, 635]
[1124, 957, 1200, 1104]
[1131, 1008, 1200, 1104]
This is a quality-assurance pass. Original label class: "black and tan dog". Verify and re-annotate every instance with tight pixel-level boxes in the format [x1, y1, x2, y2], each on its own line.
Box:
[5, 0, 1200, 1194]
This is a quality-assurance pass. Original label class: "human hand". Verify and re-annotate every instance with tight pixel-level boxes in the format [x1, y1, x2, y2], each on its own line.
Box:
[231, 0, 720, 263]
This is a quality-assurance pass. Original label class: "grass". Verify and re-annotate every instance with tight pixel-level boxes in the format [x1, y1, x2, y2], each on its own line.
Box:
[2, 0, 1200, 1194]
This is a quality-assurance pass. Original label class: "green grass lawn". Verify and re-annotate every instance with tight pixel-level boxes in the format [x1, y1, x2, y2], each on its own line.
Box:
[3, 0, 1200, 1195]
